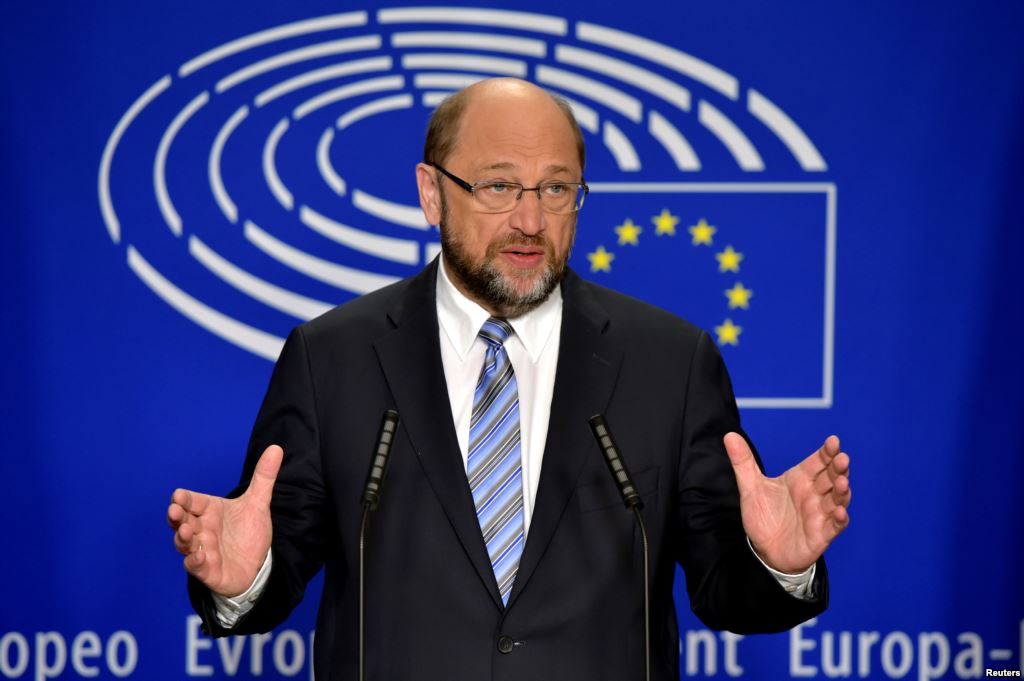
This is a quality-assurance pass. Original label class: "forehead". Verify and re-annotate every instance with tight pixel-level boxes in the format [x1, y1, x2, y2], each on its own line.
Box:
[449, 88, 580, 175]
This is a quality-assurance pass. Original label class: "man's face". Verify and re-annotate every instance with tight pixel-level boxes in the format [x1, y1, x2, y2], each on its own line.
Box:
[417, 82, 582, 318]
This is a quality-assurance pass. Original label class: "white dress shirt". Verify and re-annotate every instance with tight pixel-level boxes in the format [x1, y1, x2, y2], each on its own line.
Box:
[435, 255, 561, 536]
[211, 256, 813, 626]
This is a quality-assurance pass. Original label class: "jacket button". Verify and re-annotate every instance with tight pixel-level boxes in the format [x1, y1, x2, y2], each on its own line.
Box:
[497, 636, 515, 654]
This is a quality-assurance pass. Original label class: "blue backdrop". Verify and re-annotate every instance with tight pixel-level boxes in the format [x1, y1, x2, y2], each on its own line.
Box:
[2, 1, 1022, 679]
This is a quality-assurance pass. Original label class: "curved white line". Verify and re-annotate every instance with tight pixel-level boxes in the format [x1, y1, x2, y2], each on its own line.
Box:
[378, 7, 567, 35]
[413, 73, 488, 90]
[556, 95, 599, 134]
[698, 100, 764, 171]
[424, 242, 443, 263]
[209, 104, 249, 223]
[575, 22, 739, 100]
[748, 89, 826, 171]
[154, 90, 209, 237]
[648, 110, 700, 171]
[127, 245, 284, 361]
[352, 189, 430, 229]
[264, 118, 293, 210]
[293, 75, 404, 120]
[317, 128, 347, 196]
[391, 32, 546, 58]
[536, 66, 642, 123]
[245, 220, 400, 294]
[422, 91, 455, 108]
[336, 93, 413, 129]
[555, 45, 691, 112]
[216, 36, 382, 93]
[189, 236, 332, 320]
[255, 57, 393, 108]
[179, 12, 369, 77]
[401, 53, 527, 77]
[300, 205, 420, 265]
[602, 121, 641, 171]
[99, 75, 171, 244]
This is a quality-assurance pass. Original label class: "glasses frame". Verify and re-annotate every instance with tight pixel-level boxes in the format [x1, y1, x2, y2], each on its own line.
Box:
[427, 162, 589, 214]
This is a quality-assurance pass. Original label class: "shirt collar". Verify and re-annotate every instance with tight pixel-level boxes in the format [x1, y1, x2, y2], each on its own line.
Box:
[436, 254, 562, 363]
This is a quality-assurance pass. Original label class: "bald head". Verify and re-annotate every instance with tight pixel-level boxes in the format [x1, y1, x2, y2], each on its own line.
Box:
[423, 78, 586, 173]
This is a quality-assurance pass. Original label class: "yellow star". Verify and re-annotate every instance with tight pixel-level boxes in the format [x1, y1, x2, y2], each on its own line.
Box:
[724, 282, 754, 309]
[652, 209, 679, 236]
[715, 245, 743, 273]
[688, 218, 716, 246]
[714, 318, 743, 346]
[587, 245, 615, 273]
[615, 218, 642, 246]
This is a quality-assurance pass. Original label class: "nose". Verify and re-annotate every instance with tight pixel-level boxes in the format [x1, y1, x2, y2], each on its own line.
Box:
[508, 188, 545, 236]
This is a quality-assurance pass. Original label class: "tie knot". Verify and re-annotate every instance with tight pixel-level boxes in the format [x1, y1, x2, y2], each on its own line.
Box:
[479, 317, 513, 347]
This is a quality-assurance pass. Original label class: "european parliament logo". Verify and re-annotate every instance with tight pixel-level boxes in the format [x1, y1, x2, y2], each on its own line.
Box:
[98, 7, 835, 409]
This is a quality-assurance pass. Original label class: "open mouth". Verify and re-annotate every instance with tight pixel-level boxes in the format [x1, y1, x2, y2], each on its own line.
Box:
[500, 248, 545, 267]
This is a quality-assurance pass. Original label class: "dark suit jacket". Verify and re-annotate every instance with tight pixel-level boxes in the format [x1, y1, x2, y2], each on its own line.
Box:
[190, 259, 827, 680]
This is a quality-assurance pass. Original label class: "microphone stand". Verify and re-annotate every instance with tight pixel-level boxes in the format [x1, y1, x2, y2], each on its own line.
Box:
[359, 410, 400, 681]
[589, 414, 650, 681]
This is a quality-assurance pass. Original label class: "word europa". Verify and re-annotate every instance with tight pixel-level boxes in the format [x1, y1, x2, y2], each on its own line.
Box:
[186, 616, 314, 680]
[0, 629, 137, 680]
[789, 618, 1023, 681]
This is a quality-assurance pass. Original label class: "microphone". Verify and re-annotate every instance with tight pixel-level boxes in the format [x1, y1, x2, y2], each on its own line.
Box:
[588, 414, 651, 681]
[359, 409, 400, 681]
[588, 414, 643, 509]
[361, 409, 400, 510]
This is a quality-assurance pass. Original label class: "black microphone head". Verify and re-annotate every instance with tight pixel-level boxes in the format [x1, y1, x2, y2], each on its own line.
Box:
[588, 414, 643, 510]
[361, 410, 401, 511]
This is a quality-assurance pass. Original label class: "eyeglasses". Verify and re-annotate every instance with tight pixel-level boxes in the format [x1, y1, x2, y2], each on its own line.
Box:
[428, 162, 588, 214]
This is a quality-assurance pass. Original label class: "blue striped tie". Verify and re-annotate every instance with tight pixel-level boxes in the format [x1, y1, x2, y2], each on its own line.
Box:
[469, 317, 525, 606]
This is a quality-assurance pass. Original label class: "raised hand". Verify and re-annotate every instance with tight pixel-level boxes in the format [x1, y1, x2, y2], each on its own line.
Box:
[723, 433, 850, 574]
[167, 445, 283, 597]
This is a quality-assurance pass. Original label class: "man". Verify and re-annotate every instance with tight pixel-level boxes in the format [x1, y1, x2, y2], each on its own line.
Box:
[168, 78, 850, 680]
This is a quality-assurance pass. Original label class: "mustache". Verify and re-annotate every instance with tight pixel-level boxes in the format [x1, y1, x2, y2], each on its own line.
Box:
[487, 233, 551, 253]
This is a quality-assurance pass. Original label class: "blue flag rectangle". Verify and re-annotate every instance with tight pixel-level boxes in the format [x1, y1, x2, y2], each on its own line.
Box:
[569, 182, 836, 408]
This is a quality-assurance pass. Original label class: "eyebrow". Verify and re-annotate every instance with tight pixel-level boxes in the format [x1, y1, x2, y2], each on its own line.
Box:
[478, 162, 575, 176]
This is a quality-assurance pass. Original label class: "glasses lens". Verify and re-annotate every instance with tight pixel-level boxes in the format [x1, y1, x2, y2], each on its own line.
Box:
[539, 183, 574, 213]
[473, 182, 519, 212]
[470, 182, 585, 213]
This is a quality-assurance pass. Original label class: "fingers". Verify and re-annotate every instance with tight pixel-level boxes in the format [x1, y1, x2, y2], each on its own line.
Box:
[811, 451, 849, 494]
[171, 506, 202, 554]
[819, 474, 852, 515]
[814, 464, 851, 547]
[171, 488, 212, 516]
[174, 513, 217, 581]
[797, 435, 841, 478]
[167, 501, 184, 530]
[168, 488, 212, 559]
[823, 499, 850, 542]
[723, 432, 763, 496]
[183, 534, 210, 577]
[245, 445, 284, 507]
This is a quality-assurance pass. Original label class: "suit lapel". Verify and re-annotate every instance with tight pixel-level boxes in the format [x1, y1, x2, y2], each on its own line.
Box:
[507, 270, 622, 608]
[373, 261, 504, 608]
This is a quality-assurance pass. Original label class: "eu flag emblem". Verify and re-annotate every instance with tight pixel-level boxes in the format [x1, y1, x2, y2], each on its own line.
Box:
[570, 182, 836, 409]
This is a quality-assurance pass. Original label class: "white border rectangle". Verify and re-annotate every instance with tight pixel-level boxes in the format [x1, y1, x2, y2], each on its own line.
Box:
[587, 181, 837, 409]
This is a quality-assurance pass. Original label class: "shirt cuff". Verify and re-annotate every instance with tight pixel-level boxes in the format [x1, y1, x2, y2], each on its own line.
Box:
[211, 550, 273, 628]
[746, 537, 816, 600]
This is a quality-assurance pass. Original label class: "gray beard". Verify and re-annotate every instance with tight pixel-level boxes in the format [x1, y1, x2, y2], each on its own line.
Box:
[441, 229, 563, 318]
[437, 186, 572, 318]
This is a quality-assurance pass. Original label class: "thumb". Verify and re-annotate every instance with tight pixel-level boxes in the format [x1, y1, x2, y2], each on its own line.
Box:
[723, 432, 762, 496]
[245, 444, 283, 506]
